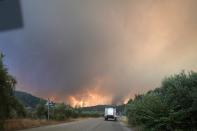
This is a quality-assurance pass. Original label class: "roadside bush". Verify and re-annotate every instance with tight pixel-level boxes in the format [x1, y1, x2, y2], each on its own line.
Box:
[9, 97, 27, 118]
[64, 108, 73, 118]
[79, 111, 101, 118]
[36, 104, 47, 119]
[53, 103, 66, 120]
[127, 93, 173, 130]
[70, 110, 79, 118]
[53, 104, 80, 120]
[126, 71, 197, 131]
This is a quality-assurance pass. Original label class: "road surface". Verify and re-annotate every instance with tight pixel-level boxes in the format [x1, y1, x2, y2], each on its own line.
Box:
[20, 118, 132, 131]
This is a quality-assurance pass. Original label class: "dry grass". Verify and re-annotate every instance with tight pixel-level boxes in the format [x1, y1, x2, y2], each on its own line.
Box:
[120, 116, 128, 125]
[120, 117, 144, 131]
[4, 119, 72, 131]
[4, 117, 96, 131]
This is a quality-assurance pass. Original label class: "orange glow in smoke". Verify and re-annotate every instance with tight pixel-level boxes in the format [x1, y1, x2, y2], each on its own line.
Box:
[68, 89, 112, 107]
[67, 77, 113, 107]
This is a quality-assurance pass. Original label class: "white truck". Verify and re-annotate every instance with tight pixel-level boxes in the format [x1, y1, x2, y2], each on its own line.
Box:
[104, 107, 117, 121]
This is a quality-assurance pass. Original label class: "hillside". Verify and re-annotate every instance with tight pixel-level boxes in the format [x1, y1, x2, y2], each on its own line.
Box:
[14, 91, 47, 108]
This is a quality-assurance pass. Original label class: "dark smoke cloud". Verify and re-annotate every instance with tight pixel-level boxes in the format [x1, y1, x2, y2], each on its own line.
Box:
[1, 0, 197, 105]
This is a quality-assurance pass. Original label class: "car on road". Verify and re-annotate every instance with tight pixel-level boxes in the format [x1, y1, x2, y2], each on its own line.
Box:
[104, 107, 117, 121]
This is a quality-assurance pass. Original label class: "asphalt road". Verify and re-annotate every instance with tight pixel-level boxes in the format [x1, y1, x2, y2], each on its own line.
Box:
[21, 118, 132, 131]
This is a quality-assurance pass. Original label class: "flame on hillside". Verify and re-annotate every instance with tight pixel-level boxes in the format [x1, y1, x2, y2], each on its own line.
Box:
[67, 77, 113, 107]
[68, 89, 112, 107]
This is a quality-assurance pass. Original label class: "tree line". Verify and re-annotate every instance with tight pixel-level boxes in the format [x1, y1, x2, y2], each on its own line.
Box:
[34, 103, 102, 121]
[126, 71, 197, 131]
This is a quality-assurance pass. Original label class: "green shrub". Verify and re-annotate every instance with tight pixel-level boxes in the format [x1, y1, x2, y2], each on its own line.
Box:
[126, 71, 197, 131]
[36, 104, 47, 119]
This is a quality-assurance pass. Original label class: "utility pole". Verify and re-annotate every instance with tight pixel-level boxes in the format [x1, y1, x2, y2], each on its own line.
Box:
[46, 98, 55, 120]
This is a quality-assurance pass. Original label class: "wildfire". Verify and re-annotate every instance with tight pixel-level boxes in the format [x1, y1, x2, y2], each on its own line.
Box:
[45, 77, 132, 107]
[68, 91, 112, 107]
[123, 98, 130, 104]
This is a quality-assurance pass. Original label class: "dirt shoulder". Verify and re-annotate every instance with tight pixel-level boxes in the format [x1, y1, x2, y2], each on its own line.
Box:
[4, 118, 88, 131]
[119, 116, 129, 125]
[119, 116, 143, 131]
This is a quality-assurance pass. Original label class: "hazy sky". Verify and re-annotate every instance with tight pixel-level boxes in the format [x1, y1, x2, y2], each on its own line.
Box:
[0, 0, 197, 106]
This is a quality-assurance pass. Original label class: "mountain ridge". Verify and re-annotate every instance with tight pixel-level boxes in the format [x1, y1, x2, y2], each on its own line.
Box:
[14, 90, 47, 108]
